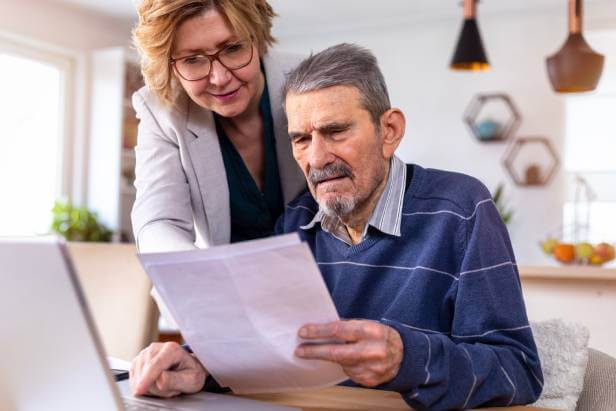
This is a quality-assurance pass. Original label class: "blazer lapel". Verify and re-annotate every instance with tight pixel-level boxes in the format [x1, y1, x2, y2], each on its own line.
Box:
[263, 53, 307, 204]
[186, 101, 231, 245]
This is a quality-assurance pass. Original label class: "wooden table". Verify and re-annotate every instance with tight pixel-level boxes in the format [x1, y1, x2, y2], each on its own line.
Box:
[237, 386, 555, 411]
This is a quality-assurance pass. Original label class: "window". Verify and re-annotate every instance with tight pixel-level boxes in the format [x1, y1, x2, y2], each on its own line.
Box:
[0, 39, 72, 236]
[563, 30, 616, 244]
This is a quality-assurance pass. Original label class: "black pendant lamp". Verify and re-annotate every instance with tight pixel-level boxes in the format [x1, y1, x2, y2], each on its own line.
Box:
[546, 0, 604, 93]
[450, 0, 490, 71]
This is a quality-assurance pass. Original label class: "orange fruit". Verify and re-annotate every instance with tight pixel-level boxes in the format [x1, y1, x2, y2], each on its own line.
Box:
[589, 254, 604, 265]
[553, 243, 575, 263]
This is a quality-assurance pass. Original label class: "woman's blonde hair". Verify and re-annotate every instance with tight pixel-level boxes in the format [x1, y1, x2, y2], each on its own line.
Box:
[133, 0, 276, 105]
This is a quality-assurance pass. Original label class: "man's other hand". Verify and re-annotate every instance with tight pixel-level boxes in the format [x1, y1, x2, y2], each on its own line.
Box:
[129, 342, 207, 398]
[295, 320, 403, 387]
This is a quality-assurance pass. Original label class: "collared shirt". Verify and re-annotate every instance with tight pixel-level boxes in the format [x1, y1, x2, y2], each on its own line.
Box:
[300, 155, 407, 245]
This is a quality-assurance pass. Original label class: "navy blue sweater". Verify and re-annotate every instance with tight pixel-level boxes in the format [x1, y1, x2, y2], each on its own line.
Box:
[275, 164, 543, 410]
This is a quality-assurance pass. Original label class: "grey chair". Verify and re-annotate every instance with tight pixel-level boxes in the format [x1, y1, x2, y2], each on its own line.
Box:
[576, 348, 616, 411]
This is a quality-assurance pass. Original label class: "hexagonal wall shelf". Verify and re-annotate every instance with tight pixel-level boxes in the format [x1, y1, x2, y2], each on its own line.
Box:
[463, 93, 521, 143]
[502, 136, 560, 187]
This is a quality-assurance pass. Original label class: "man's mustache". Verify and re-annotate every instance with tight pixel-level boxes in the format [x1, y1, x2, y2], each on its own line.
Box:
[308, 162, 353, 186]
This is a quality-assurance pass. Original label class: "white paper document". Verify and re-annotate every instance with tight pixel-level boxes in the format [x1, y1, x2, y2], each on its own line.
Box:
[107, 356, 131, 371]
[139, 234, 348, 394]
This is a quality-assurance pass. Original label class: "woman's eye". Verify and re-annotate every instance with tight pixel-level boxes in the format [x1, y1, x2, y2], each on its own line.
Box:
[183, 56, 203, 65]
[225, 44, 243, 53]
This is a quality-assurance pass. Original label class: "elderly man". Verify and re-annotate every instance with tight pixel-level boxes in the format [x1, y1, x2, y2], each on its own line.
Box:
[130, 44, 543, 410]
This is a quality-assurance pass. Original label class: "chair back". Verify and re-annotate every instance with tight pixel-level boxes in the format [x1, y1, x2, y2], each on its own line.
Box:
[67, 242, 158, 360]
[576, 348, 616, 411]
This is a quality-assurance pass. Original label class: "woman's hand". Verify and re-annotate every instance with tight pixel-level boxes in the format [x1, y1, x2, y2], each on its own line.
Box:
[130, 342, 208, 398]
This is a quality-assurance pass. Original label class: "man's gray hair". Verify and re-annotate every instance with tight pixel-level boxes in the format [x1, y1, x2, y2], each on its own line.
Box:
[282, 43, 391, 127]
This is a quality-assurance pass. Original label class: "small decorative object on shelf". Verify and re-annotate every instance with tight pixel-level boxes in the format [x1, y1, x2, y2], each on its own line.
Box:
[463, 93, 521, 142]
[502, 136, 559, 186]
[476, 119, 502, 141]
[525, 164, 542, 185]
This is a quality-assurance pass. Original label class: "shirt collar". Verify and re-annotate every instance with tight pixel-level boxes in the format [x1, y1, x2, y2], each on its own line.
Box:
[300, 155, 407, 245]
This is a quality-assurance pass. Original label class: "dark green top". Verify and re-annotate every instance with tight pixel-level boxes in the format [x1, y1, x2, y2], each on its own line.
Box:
[214, 79, 284, 243]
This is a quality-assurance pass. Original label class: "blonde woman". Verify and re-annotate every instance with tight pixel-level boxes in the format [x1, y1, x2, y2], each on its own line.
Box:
[131, 0, 306, 331]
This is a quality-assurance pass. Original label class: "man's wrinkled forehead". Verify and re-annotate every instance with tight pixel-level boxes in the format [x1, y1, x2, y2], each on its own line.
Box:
[285, 86, 367, 132]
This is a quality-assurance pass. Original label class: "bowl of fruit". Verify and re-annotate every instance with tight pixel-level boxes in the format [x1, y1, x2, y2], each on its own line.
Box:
[540, 238, 615, 266]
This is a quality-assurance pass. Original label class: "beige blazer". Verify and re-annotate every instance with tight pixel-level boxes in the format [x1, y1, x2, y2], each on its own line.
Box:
[131, 50, 306, 253]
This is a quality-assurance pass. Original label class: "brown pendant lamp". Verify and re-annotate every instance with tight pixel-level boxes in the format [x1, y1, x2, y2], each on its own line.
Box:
[450, 0, 490, 71]
[546, 0, 604, 93]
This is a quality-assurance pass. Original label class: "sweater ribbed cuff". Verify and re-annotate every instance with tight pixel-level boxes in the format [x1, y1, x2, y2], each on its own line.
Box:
[377, 319, 431, 395]
[202, 374, 231, 393]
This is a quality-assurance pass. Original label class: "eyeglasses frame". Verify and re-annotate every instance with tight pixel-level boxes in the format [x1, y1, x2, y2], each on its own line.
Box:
[170, 40, 255, 82]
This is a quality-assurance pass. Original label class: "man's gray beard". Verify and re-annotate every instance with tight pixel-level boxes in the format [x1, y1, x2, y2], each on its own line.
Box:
[310, 156, 387, 220]
[319, 196, 357, 219]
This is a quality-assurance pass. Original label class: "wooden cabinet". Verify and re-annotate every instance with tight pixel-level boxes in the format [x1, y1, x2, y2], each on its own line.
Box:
[87, 47, 143, 242]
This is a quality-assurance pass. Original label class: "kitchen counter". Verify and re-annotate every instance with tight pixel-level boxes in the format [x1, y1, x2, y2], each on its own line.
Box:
[519, 264, 616, 281]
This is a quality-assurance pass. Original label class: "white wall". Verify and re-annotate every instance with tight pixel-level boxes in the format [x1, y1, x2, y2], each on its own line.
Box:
[274, 8, 615, 265]
[0, 0, 133, 204]
[0, 0, 132, 51]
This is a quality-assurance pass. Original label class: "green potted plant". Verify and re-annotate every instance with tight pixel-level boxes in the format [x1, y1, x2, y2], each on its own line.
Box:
[50, 200, 112, 242]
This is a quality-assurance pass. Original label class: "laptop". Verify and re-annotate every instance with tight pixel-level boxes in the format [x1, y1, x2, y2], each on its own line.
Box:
[0, 237, 298, 411]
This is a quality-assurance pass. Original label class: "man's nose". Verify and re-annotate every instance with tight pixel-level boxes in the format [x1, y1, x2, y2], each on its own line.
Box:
[308, 135, 335, 170]
[208, 59, 231, 87]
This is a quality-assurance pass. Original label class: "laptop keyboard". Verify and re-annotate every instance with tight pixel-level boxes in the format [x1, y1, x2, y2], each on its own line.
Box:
[123, 397, 175, 410]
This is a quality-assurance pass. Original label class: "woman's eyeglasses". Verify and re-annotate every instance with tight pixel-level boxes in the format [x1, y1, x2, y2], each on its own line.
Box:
[170, 40, 254, 82]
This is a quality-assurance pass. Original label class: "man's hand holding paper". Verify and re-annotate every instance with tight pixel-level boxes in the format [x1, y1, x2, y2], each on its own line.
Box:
[295, 320, 404, 388]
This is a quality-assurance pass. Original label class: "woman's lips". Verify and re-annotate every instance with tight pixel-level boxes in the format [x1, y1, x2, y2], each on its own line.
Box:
[210, 87, 240, 103]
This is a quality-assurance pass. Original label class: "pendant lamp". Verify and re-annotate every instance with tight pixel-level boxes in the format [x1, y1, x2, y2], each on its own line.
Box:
[546, 0, 604, 93]
[450, 0, 490, 71]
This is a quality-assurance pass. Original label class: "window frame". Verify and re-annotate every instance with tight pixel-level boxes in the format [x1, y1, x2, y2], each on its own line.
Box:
[0, 34, 75, 203]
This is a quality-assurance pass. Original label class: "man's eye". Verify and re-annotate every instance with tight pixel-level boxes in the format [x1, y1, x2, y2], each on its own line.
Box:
[293, 136, 310, 145]
[330, 128, 348, 137]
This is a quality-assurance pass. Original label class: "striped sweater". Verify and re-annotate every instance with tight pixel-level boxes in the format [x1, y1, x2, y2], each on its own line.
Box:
[275, 164, 543, 410]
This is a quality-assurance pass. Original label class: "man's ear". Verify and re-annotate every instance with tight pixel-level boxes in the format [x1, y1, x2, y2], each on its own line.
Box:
[379, 108, 406, 159]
